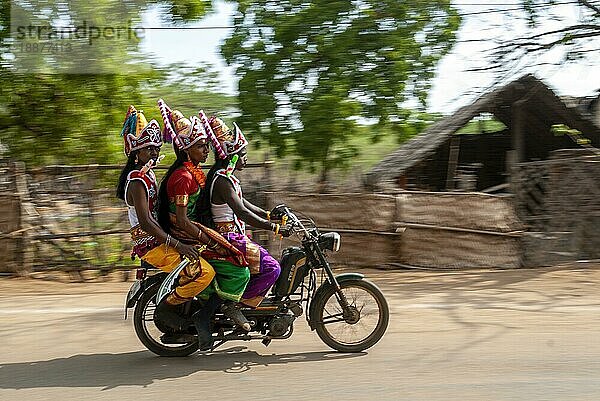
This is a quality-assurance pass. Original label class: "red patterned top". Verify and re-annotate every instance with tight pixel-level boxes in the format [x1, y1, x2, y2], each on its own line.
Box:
[166, 167, 202, 242]
[166, 165, 247, 266]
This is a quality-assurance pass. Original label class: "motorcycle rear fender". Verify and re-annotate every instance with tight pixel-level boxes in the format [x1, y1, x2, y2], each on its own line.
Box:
[307, 273, 364, 330]
[125, 272, 167, 309]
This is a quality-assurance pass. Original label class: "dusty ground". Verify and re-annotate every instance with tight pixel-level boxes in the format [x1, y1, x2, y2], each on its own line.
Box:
[1, 263, 600, 400]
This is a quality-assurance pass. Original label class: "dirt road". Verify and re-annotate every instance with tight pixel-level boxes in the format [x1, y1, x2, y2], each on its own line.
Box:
[1, 265, 600, 401]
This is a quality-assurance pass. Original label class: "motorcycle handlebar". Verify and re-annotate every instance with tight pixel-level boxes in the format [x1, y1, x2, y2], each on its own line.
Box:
[280, 206, 314, 238]
[282, 207, 297, 224]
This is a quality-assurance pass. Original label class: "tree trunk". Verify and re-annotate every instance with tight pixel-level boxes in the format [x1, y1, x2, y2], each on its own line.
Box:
[317, 164, 329, 194]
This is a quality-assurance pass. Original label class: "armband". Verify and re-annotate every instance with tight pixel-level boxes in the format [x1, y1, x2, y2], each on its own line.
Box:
[175, 195, 189, 207]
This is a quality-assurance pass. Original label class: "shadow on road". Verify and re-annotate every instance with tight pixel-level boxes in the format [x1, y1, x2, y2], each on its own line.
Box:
[378, 266, 600, 314]
[0, 347, 365, 390]
[374, 265, 600, 363]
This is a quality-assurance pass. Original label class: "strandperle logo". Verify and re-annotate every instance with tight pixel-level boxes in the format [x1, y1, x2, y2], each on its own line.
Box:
[14, 20, 145, 45]
[9, 0, 149, 74]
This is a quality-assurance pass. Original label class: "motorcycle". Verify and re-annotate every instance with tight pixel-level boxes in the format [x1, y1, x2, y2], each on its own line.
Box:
[124, 206, 389, 356]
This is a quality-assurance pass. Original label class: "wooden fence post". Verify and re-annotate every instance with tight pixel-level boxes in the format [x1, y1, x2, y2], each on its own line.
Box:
[13, 161, 33, 275]
[446, 135, 460, 190]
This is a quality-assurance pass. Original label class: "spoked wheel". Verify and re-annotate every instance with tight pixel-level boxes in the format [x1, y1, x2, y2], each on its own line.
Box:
[313, 278, 389, 353]
[133, 283, 199, 357]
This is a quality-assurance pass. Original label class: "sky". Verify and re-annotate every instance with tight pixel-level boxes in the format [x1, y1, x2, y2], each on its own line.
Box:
[139, 0, 600, 115]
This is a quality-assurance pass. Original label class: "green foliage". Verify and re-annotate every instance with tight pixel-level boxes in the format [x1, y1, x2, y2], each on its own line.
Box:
[457, 115, 507, 135]
[222, 0, 461, 178]
[551, 124, 598, 153]
[141, 63, 237, 118]
[0, 72, 146, 165]
[0, 0, 217, 166]
[0, 67, 236, 166]
[165, 0, 212, 23]
[138, 63, 237, 168]
[551, 124, 582, 137]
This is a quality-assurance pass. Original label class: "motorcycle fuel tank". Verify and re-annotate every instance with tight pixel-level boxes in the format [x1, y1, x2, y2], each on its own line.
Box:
[273, 247, 308, 297]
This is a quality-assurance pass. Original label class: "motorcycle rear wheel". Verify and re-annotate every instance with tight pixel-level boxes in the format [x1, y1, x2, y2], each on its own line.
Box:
[133, 283, 199, 357]
[313, 278, 389, 353]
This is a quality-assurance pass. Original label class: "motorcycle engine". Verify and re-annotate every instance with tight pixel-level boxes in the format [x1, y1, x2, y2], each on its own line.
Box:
[268, 314, 295, 337]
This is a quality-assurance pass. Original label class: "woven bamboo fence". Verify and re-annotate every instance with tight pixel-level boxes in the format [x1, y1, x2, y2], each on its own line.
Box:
[266, 192, 523, 269]
[514, 150, 600, 266]
[0, 161, 272, 275]
[3, 150, 597, 274]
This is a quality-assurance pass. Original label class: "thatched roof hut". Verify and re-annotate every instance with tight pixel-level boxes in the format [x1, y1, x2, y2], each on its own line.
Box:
[365, 75, 600, 192]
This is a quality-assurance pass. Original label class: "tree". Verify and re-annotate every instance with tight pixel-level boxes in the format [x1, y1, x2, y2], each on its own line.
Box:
[477, 1, 600, 72]
[0, 0, 219, 166]
[141, 63, 237, 119]
[139, 62, 237, 168]
[221, 0, 461, 182]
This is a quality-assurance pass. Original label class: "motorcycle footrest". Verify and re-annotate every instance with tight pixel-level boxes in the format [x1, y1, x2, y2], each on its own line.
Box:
[213, 333, 265, 341]
[160, 333, 197, 344]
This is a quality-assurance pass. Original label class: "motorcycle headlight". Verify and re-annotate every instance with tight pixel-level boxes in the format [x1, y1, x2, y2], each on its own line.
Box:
[319, 232, 341, 252]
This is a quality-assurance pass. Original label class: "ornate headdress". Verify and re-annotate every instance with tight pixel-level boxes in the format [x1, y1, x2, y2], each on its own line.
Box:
[158, 99, 207, 150]
[120, 105, 162, 156]
[198, 110, 248, 159]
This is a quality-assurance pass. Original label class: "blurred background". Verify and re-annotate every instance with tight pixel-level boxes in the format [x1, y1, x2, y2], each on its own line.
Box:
[1, 0, 599, 277]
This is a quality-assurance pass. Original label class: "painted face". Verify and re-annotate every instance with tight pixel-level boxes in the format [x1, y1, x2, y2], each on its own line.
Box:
[186, 140, 210, 165]
[137, 145, 161, 165]
[234, 148, 248, 171]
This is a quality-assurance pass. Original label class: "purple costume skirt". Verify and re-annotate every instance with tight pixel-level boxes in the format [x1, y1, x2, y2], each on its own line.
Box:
[223, 232, 281, 307]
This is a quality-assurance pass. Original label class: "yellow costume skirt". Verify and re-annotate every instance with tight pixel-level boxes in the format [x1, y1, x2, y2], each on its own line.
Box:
[141, 245, 215, 305]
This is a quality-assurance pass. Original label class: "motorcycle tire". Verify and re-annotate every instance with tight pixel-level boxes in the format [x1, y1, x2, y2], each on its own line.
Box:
[133, 282, 199, 357]
[312, 278, 389, 353]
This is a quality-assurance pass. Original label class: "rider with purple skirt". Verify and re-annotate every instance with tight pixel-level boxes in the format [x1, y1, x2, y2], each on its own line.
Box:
[199, 111, 282, 308]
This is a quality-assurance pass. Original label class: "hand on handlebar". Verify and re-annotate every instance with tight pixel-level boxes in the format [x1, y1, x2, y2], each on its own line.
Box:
[279, 224, 294, 238]
[270, 204, 288, 221]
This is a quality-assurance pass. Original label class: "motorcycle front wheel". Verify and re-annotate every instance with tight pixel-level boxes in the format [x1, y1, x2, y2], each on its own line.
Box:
[312, 278, 389, 353]
[133, 283, 199, 357]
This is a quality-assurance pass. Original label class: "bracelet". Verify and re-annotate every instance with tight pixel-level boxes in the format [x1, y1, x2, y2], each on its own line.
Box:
[173, 239, 180, 250]
[165, 234, 171, 249]
[197, 230, 203, 240]
[266, 211, 271, 221]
